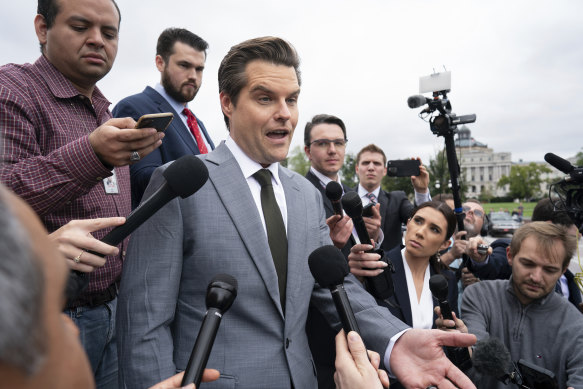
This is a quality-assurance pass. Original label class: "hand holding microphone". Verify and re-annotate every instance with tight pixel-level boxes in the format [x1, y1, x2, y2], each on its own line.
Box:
[429, 274, 472, 371]
[342, 192, 394, 300]
[66, 155, 209, 302]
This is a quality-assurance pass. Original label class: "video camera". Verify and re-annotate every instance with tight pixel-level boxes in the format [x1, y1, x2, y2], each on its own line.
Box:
[407, 70, 476, 137]
[544, 152, 583, 233]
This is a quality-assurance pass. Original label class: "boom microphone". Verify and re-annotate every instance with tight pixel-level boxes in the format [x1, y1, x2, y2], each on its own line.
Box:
[341, 192, 394, 300]
[308, 245, 361, 334]
[544, 152, 574, 175]
[182, 274, 238, 388]
[66, 155, 209, 301]
[407, 94, 431, 109]
[325, 181, 344, 216]
[429, 274, 471, 370]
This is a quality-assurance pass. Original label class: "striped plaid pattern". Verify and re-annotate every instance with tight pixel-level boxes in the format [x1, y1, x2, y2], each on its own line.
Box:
[0, 56, 130, 294]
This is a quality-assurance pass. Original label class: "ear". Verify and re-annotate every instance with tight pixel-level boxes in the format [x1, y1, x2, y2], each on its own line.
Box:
[304, 145, 312, 160]
[220, 91, 233, 121]
[439, 239, 450, 252]
[34, 14, 48, 50]
[155, 55, 166, 73]
[506, 246, 513, 267]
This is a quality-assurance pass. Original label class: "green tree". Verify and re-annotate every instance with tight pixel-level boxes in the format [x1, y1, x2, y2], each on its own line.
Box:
[340, 152, 358, 188]
[576, 148, 583, 167]
[381, 175, 413, 196]
[285, 145, 310, 176]
[497, 163, 551, 200]
[427, 148, 468, 199]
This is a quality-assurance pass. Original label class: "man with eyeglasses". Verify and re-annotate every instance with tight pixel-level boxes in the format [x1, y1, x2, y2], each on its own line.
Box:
[304, 114, 383, 389]
[439, 199, 494, 313]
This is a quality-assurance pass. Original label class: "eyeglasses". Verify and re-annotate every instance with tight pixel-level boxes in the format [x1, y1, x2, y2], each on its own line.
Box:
[462, 205, 484, 218]
[309, 138, 347, 149]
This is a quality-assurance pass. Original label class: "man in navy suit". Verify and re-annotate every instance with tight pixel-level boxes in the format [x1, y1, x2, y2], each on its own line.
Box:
[113, 28, 214, 208]
[354, 144, 431, 252]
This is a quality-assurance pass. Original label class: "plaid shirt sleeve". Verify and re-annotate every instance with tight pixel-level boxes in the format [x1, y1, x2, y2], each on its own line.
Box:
[0, 66, 114, 217]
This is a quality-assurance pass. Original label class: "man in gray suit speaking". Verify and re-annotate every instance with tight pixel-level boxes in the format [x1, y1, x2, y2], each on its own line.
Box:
[116, 37, 477, 389]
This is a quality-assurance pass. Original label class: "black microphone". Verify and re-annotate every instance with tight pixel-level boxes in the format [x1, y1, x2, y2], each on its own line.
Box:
[429, 274, 455, 322]
[544, 152, 574, 174]
[341, 191, 372, 247]
[429, 274, 472, 371]
[407, 94, 431, 109]
[100, 155, 209, 247]
[341, 192, 394, 300]
[325, 181, 344, 216]
[472, 337, 523, 386]
[182, 274, 238, 388]
[308, 245, 361, 334]
[66, 155, 209, 301]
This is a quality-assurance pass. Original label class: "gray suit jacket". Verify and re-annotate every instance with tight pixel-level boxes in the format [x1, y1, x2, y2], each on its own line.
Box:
[116, 143, 409, 389]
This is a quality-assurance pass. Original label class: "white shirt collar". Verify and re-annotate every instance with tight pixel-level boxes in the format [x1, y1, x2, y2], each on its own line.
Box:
[358, 184, 380, 199]
[309, 167, 342, 189]
[225, 136, 281, 186]
[154, 83, 188, 115]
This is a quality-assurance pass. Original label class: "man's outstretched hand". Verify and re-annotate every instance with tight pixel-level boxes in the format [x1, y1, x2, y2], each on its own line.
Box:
[390, 329, 477, 389]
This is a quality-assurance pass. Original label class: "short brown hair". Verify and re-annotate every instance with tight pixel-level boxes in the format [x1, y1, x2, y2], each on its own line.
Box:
[509, 222, 577, 269]
[356, 144, 386, 165]
[218, 36, 301, 130]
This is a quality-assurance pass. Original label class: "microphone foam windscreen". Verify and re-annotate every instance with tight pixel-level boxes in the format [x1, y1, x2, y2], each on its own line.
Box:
[341, 191, 363, 219]
[544, 152, 574, 174]
[325, 181, 343, 201]
[163, 155, 209, 198]
[308, 245, 349, 287]
[210, 273, 238, 291]
[429, 274, 449, 301]
[407, 95, 428, 109]
[206, 273, 238, 311]
[472, 337, 512, 378]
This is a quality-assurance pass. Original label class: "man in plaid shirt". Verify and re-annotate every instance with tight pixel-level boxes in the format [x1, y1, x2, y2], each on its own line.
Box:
[0, 0, 163, 387]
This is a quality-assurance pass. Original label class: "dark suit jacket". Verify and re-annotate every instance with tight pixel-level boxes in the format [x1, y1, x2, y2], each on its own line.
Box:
[304, 170, 354, 389]
[379, 246, 459, 325]
[112, 86, 215, 208]
[378, 189, 414, 252]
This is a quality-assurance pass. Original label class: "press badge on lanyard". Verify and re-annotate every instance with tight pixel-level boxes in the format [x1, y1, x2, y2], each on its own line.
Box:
[103, 170, 119, 194]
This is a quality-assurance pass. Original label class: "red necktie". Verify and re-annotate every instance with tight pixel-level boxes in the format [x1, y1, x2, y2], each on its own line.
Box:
[182, 107, 208, 154]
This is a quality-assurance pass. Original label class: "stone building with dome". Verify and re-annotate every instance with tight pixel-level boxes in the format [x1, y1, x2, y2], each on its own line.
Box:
[455, 126, 512, 198]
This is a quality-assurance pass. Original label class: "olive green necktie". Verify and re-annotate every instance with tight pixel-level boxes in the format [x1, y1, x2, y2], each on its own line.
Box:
[253, 169, 288, 311]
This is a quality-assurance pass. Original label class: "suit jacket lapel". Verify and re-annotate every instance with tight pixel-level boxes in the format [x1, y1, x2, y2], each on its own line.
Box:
[206, 143, 284, 318]
[378, 189, 390, 231]
[305, 171, 334, 217]
[391, 250, 413, 327]
[144, 87, 201, 154]
[280, 167, 304, 322]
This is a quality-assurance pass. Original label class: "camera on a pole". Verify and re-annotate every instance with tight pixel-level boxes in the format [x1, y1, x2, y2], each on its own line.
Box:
[407, 70, 476, 137]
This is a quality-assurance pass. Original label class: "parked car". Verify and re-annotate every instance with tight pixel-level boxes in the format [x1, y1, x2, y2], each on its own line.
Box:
[488, 212, 521, 236]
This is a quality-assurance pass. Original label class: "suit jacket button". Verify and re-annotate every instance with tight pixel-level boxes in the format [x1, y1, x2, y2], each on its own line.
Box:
[285, 338, 290, 349]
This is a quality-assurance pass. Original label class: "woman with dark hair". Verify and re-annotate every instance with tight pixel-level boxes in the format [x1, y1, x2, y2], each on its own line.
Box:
[378, 200, 459, 328]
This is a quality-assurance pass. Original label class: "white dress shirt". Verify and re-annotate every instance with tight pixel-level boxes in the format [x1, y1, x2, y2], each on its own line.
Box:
[225, 136, 287, 235]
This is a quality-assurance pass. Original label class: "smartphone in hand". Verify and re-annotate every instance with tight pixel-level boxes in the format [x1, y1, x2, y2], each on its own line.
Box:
[135, 113, 174, 132]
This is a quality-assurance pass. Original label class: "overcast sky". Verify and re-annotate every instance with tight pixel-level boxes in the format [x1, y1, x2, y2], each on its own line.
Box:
[2, 0, 582, 165]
